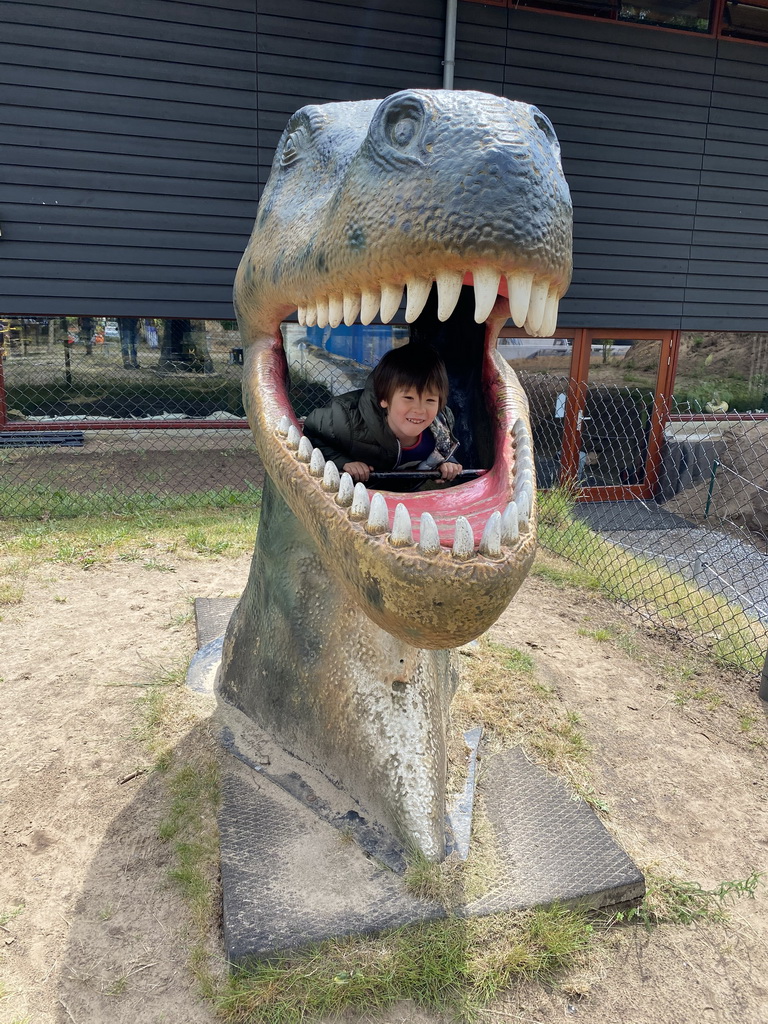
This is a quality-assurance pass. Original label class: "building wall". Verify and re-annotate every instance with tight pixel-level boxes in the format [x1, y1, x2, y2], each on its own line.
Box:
[1, 0, 766, 329]
[456, 4, 768, 330]
[1, 0, 258, 319]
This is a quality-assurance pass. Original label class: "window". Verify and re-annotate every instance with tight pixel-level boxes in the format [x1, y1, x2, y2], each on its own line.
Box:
[498, 0, 713, 31]
[618, 1, 712, 32]
[721, 0, 768, 41]
[465, 0, 768, 44]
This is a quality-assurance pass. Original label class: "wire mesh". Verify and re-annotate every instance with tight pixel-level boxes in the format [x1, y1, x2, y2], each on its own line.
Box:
[1, 319, 766, 674]
[514, 331, 768, 676]
[0, 316, 262, 516]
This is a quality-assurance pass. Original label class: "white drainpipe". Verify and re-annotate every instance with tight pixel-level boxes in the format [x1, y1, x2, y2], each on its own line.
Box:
[443, 0, 458, 89]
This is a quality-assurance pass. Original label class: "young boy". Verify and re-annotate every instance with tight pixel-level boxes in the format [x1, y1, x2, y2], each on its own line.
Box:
[303, 345, 463, 487]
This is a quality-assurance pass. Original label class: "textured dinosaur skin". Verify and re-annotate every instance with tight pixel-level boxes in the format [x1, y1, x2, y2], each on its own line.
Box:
[218, 90, 572, 860]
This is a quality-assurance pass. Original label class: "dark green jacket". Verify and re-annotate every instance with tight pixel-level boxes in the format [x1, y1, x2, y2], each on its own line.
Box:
[303, 377, 459, 473]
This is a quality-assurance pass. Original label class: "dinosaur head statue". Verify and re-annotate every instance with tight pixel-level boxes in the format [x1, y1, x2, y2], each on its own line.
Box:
[235, 89, 572, 649]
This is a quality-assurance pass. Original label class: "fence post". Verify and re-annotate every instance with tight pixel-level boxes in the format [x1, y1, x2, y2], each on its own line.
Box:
[0, 343, 7, 427]
[760, 648, 768, 706]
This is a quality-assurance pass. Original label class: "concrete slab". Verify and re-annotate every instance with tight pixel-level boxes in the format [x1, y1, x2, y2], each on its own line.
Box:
[193, 598, 645, 963]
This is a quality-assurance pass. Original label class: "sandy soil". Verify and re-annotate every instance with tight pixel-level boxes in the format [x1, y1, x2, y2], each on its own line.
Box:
[1, 548, 767, 1024]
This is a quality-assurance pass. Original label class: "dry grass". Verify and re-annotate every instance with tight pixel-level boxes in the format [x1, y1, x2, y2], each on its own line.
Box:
[452, 640, 597, 807]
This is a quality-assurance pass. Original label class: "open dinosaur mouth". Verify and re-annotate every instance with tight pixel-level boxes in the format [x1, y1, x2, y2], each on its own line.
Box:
[246, 269, 541, 603]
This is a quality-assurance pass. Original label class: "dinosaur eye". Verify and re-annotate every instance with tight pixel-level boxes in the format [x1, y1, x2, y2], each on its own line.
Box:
[390, 116, 418, 147]
[381, 97, 425, 150]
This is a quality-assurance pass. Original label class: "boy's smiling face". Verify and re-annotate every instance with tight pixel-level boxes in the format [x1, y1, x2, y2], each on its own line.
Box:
[380, 387, 441, 446]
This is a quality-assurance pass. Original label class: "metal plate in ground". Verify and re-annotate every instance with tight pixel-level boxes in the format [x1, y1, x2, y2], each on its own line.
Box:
[219, 739, 644, 962]
[194, 596, 238, 649]
[462, 748, 645, 916]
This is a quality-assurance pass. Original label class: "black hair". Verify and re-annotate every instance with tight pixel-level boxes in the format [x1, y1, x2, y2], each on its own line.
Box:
[372, 344, 449, 410]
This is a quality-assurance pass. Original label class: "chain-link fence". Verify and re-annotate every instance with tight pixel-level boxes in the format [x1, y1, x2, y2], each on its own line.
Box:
[2, 318, 766, 674]
[0, 316, 266, 516]
[513, 332, 768, 676]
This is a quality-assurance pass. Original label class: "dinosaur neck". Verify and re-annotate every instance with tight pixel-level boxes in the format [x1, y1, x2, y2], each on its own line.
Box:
[219, 476, 460, 858]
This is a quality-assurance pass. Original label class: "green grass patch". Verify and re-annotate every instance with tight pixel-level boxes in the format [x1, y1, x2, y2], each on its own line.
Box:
[454, 639, 600, 809]
[0, 481, 261, 519]
[0, 501, 260, 580]
[159, 761, 221, 930]
[614, 869, 761, 927]
[220, 903, 594, 1024]
[0, 579, 25, 605]
[537, 491, 768, 674]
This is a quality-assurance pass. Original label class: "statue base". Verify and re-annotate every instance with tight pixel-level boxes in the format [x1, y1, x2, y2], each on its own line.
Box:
[191, 599, 645, 963]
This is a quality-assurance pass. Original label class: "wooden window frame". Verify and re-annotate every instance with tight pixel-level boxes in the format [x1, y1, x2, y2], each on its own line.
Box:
[461, 0, 768, 48]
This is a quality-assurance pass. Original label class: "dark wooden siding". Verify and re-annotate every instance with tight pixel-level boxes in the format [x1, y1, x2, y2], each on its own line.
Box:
[456, 6, 717, 329]
[255, 0, 445, 192]
[684, 38, 768, 331]
[454, 5, 768, 331]
[2, 0, 767, 330]
[1, 0, 257, 318]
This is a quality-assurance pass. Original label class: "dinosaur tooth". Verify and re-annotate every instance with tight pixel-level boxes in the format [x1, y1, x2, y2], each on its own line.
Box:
[328, 294, 344, 328]
[390, 503, 414, 547]
[473, 266, 501, 323]
[336, 472, 354, 507]
[517, 445, 533, 471]
[350, 481, 371, 520]
[360, 288, 379, 326]
[286, 424, 301, 450]
[516, 449, 533, 476]
[507, 270, 534, 328]
[297, 436, 313, 462]
[418, 511, 441, 555]
[343, 292, 361, 326]
[380, 282, 403, 324]
[309, 447, 326, 476]
[515, 467, 533, 496]
[479, 510, 503, 558]
[516, 487, 532, 527]
[316, 296, 330, 329]
[516, 441, 532, 465]
[540, 286, 559, 337]
[322, 460, 340, 491]
[277, 415, 291, 436]
[405, 277, 432, 323]
[452, 516, 475, 560]
[525, 278, 549, 335]
[436, 270, 463, 322]
[514, 417, 531, 449]
[501, 501, 519, 544]
[297, 306, 307, 327]
[366, 492, 389, 534]
[305, 304, 318, 327]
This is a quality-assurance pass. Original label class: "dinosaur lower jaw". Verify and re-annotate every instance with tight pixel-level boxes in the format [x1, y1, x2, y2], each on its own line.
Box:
[242, 286, 538, 649]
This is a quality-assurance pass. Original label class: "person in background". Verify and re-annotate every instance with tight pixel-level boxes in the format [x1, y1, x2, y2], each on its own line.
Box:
[79, 316, 94, 355]
[118, 317, 141, 369]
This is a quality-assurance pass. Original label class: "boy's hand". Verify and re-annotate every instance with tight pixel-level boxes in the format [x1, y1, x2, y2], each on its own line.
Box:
[439, 461, 462, 482]
[343, 461, 373, 483]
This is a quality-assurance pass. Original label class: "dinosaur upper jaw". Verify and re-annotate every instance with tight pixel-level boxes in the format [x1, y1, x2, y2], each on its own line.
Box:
[240, 272, 540, 650]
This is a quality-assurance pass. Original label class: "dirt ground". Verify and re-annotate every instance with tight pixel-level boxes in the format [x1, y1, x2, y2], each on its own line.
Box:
[1, 545, 767, 1024]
